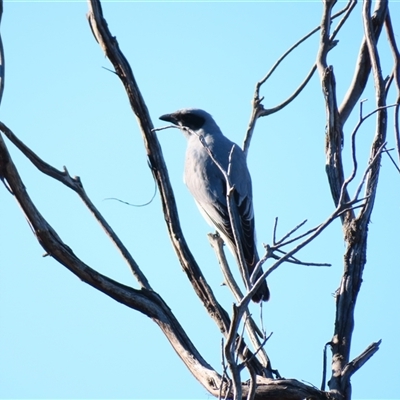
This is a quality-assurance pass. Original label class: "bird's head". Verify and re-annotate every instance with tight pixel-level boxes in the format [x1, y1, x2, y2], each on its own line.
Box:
[159, 108, 221, 138]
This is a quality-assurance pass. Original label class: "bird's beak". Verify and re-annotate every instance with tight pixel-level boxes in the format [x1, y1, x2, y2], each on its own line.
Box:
[159, 113, 178, 125]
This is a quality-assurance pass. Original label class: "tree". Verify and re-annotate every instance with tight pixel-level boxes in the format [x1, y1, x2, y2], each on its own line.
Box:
[0, 1, 399, 399]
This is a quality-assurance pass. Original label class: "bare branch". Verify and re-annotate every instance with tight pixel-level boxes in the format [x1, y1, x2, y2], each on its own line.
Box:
[208, 233, 273, 375]
[321, 342, 332, 391]
[382, 146, 400, 174]
[225, 306, 243, 400]
[0, 130, 224, 397]
[273, 218, 308, 246]
[243, 0, 356, 157]
[353, 141, 385, 202]
[339, 1, 388, 125]
[268, 249, 331, 268]
[261, 66, 318, 120]
[86, 0, 245, 362]
[271, 221, 319, 249]
[0, 121, 151, 290]
[245, 359, 257, 400]
[208, 233, 246, 304]
[339, 104, 397, 206]
[254, 0, 352, 92]
[0, 109, 338, 400]
[241, 200, 351, 309]
[219, 339, 230, 400]
[341, 340, 381, 382]
[358, 0, 388, 223]
[239, 332, 273, 373]
[329, 0, 357, 41]
[384, 9, 400, 165]
[328, 2, 387, 397]
[317, 0, 354, 225]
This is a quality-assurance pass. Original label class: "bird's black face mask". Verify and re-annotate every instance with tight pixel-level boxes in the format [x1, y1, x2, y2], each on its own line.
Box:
[179, 113, 206, 131]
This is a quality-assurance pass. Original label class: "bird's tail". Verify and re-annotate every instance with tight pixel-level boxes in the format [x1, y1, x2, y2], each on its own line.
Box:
[250, 265, 270, 303]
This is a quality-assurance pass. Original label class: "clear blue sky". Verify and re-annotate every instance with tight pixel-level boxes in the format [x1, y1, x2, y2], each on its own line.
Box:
[0, 1, 399, 399]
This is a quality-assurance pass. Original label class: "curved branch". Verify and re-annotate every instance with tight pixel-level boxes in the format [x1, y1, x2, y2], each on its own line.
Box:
[252, 0, 353, 95]
[243, 0, 356, 157]
[384, 9, 400, 165]
[0, 121, 151, 290]
[358, 0, 387, 223]
[259, 65, 317, 119]
[0, 126, 335, 400]
[86, 0, 228, 327]
[328, 2, 387, 398]
[339, 1, 388, 125]
[316, 1, 354, 224]
[0, 130, 224, 396]
[85, 0, 269, 378]
[339, 104, 396, 206]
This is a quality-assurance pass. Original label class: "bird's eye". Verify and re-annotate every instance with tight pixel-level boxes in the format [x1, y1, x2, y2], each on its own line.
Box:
[181, 114, 205, 130]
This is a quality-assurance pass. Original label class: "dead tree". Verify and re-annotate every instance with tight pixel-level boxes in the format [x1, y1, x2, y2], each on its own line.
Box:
[0, 1, 398, 399]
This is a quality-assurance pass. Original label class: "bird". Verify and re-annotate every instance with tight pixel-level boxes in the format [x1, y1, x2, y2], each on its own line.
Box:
[159, 108, 270, 303]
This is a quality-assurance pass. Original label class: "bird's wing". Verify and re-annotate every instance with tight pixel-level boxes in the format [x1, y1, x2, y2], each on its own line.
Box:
[196, 181, 258, 272]
[185, 134, 258, 269]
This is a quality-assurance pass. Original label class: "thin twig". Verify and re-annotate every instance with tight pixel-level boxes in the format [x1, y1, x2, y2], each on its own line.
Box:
[243, 1, 355, 157]
[235, 315, 249, 365]
[329, 0, 357, 42]
[258, 65, 317, 119]
[272, 217, 278, 245]
[271, 223, 319, 249]
[274, 219, 308, 246]
[239, 176, 372, 309]
[268, 250, 331, 267]
[254, 0, 352, 92]
[382, 146, 400, 174]
[321, 342, 332, 390]
[239, 332, 273, 371]
[353, 142, 386, 202]
[338, 103, 397, 206]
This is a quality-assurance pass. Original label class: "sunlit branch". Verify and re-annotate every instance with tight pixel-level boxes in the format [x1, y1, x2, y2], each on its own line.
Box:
[208, 233, 272, 375]
[0, 129, 225, 397]
[87, 3, 259, 373]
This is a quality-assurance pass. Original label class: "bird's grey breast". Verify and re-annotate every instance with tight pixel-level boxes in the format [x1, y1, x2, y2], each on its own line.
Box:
[184, 135, 223, 203]
[184, 133, 252, 206]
